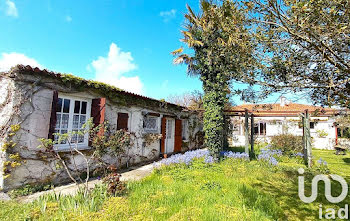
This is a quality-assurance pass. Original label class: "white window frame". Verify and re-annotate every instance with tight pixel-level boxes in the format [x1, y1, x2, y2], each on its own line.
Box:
[143, 115, 159, 133]
[254, 122, 267, 136]
[53, 95, 91, 151]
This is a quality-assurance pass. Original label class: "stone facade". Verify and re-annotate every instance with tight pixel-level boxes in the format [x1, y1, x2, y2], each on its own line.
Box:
[0, 66, 202, 191]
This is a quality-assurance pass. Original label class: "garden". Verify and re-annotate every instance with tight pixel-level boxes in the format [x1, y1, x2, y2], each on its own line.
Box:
[1, 143, 349, 220]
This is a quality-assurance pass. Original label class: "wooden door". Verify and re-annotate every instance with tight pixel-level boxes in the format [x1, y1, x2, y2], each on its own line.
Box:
[174, 119, 182, 152]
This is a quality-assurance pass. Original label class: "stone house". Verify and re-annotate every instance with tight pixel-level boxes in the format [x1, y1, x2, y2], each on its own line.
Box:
[228, 97, 340, 150]
[0, 65, 202, 190]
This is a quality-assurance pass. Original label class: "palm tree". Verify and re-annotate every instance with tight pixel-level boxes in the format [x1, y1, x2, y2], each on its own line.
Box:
[172, 0, 255, 158]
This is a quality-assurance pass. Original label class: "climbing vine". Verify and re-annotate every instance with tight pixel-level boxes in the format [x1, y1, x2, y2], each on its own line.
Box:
[173, 1, 255, 159]
[2, 124, 23, 179]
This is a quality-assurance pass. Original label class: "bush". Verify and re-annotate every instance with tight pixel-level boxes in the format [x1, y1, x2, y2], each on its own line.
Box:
[269, 134, 303, 154]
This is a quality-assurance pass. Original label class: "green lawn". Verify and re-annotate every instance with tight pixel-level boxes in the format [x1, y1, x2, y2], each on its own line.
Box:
[0, 149, 349, 220]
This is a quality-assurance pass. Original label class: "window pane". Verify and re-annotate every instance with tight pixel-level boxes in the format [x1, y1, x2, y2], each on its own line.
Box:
[81, 102, 87, 114]
[60, 130, 68, 144]
[260, 123, 266, 135]
[78, 134, 84, 143]
[55, 113, 61, 129]
[254, 123, 259, 135]
[61, 114, 69, 129]
[73, 115, 79, 129]
[56, 98, 63, 112]
[74, 101, 80, 114]
[144, 117, 157, 131]
[71, 133, 78, 143]
[63, 99, 70, 113]
[80, 115, 86, 128]
[310, 122, 315, 129]
[166, 120, 173, 139]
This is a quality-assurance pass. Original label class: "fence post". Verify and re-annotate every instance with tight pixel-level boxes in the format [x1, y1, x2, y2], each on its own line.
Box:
[303, 109, 312, 167]
[244, 109, 249, 155]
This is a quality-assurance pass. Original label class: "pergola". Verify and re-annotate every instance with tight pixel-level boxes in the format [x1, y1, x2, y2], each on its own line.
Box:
[225, 109, 313, 167]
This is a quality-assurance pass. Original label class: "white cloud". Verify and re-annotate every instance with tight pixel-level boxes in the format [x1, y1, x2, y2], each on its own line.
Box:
[0, 52, 42, 72]
[160, 9, 176, 22]
[5, 0, 18, 17]
[89, 43, 143, 94]
[65, 15, 72, 22]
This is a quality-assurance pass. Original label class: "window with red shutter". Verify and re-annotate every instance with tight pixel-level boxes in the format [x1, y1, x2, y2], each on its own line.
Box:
[117, 112, 129, 130]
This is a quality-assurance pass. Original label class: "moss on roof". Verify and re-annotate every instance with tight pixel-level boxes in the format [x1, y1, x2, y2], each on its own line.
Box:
[9, 65, 184, 112]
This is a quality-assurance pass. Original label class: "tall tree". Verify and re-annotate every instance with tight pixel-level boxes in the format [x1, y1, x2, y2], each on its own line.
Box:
[167, 90, 204, 111]
[172, 0, 255, 158]
[245, 0, 350, 107]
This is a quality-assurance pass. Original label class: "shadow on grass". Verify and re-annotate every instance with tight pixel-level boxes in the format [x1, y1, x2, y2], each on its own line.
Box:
[252, 169, 350, 220]
[342, 158, 350, 164]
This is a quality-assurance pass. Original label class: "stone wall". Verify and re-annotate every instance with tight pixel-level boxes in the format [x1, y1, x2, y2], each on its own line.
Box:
[0, 73, 201, 191]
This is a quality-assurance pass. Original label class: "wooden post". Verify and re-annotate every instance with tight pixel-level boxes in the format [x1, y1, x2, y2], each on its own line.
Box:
[303, 109, 312, 167]
[250, 114, 255, 158]
[244, 109, 249, 154]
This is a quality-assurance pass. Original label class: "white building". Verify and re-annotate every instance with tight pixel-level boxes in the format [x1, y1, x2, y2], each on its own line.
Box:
[0, 65, 202, 190]
[228, 97, 339, 150]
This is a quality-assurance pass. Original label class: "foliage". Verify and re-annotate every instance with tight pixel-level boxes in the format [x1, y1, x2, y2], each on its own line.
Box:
[269, 134, 304, 155]
[142, 133, 162, 147]
[90, 122, 132, 158]
[336, 115, 350, 138]
[245, 0, 350, 107]
[38, 118, 132, 193]
[316, 129, 328, 138]
[102, 165, 125, 195]
[173, 0, 256, 159]
[313, 158, 330, 174]
[1, 149, 349, 220]
[166, 90, 204, 110]
[1, 124, 23, 179]
[256, 149, 282, 166]
[13, 65, 182, 112]
[8, 183, 54, 199]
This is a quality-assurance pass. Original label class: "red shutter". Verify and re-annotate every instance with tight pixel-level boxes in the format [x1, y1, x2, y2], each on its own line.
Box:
[117, 113, 129, 131]
[174, 119, 182, 152]
[48, 90, 58, 139]
[161, 117, 166, 154]
[91, 98, 106, 137]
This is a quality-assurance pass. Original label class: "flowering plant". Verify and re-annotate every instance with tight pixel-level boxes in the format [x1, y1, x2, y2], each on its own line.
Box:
[257, 149, 281, 166]
[314, 158, 330, 174]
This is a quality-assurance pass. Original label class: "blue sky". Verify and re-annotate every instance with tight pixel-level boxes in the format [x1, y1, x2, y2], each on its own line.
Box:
[0, 0, 307, 105]
[0, 0, 205, 99]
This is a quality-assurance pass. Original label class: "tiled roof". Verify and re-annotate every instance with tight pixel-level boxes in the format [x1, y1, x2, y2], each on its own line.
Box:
[4, 65, 186, 111]
[228, 103, 339, 117]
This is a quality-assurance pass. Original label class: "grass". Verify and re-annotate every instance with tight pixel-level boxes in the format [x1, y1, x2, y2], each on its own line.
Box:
[0, 148, 349, 220]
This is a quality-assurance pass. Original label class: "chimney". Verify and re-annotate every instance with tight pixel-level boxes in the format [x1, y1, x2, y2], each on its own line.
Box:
[280, 96, 286, 107]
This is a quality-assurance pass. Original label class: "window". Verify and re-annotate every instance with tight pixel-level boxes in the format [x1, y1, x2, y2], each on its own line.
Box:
[166, 119, 173, 139]
[143, 116, 158, 133]
[253, 122, 266, 136]
[310, 122, 315, 129]
[298, 122, 315, 129]
[182, 119, 188, 140]
[54, 97, 91, 148]
[117, 112, 129, 130]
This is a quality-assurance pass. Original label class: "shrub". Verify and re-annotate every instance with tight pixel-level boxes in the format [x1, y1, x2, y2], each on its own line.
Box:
[269, 134, 303, 154]
[103, 165, 125, 195]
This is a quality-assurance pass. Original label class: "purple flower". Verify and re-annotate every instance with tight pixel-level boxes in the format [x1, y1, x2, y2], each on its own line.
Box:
[223, 151, 249, 160]
[153, 149, 211, 167]
[257, 148, 280, 166]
